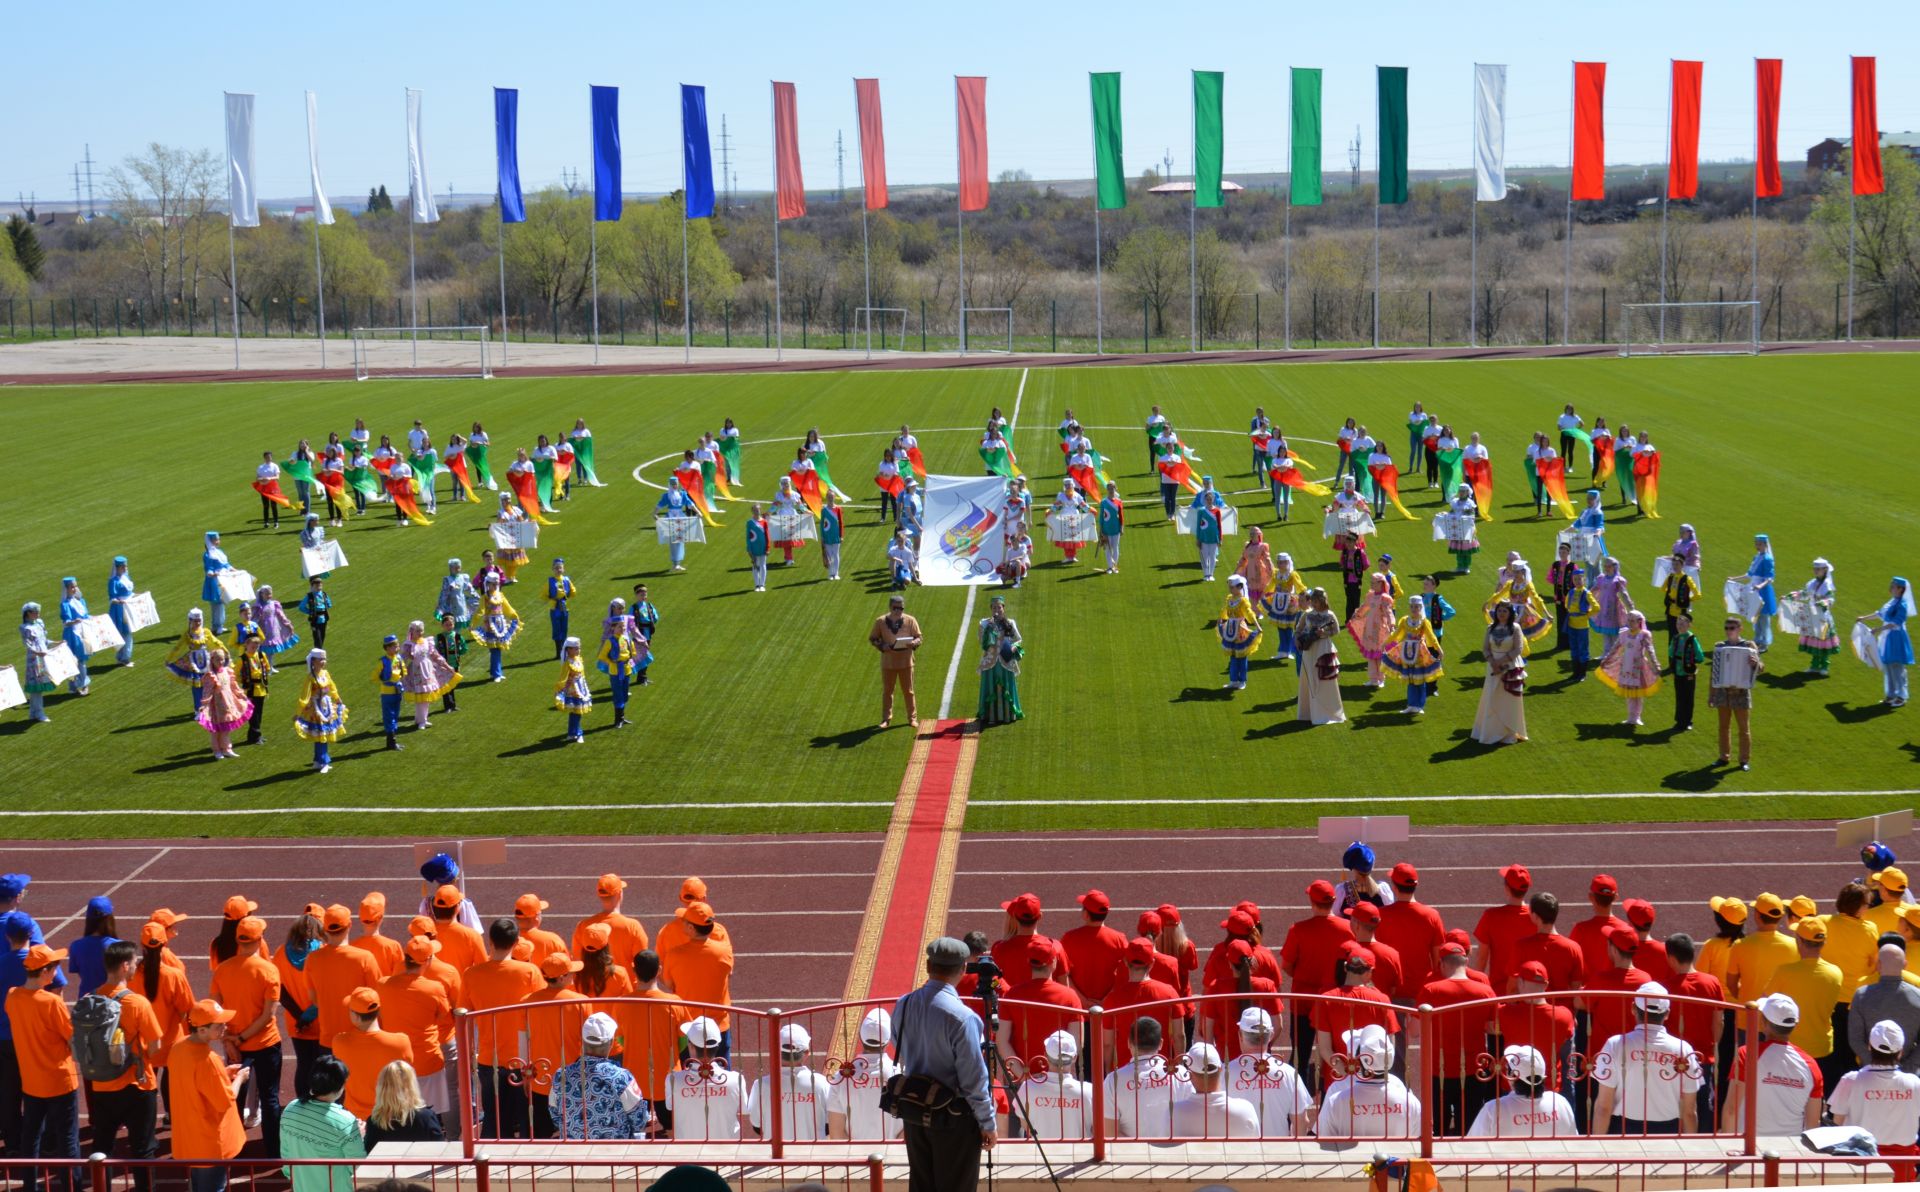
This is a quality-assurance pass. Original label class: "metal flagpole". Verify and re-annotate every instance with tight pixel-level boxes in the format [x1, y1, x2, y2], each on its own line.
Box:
[407, 217, 419, 367]
[497, 224, 509, 364]
[311, 217, 327, 368]
[1658, 60, 1672, 343]
[1751, 59, 1761, 345]
[858, 81, 873, 360]
[228, 222, 241, 370]
[772, 83, 783, 363]
[1562, 61, 1574, 346]
[956, 77, 966, 356]
[1372, 68, 1381, 350]
[1189, 70, 1198, 353]
[681, 103, 692, 366]
[1469, 68, 1477, 348]
[1283, 73, 1293, 351]
[589, 212, 601, 365]
[1847, 186, 1856, 341]
[1090, 73, 1103, 356]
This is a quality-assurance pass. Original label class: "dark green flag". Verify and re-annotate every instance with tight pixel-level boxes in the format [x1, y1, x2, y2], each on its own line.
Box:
[1091, 73, 1126, 211]
[1290, 68, 1323, 206]
[1377, 66, 1409, 205]
[1193, 70, 1224, 208]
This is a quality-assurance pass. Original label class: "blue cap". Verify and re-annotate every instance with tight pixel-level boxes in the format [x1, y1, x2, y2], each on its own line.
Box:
[1864, 842, 1899, 870]
[383, 634, 399, 646]
[112, 556, 127, 567]
[86, 896, 113, 917]
[1343, 842, 1376, 873]
[0, 874, 28, 899]
[61, 577, 77, 588]
[0, 911, 31, 940]
[420, 852, 459, 885]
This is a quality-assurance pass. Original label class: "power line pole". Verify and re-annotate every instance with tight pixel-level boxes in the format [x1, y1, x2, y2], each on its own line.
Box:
[72, 163, 82, 213]
[718, 115, 732, 212]
[561, 167, 579, 198]
[836, 129, 845, 202]
[1162, 148, 1174, 181]
[82, 143, 98, 218]
[1349, 125, 1362, 192]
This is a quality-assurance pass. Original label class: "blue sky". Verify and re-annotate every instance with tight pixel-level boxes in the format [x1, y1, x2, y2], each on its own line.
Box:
[4, 0, 1913, 206]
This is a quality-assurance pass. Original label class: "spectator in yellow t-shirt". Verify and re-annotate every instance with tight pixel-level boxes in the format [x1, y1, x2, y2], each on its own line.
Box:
[1759, 917, 1844, 1063]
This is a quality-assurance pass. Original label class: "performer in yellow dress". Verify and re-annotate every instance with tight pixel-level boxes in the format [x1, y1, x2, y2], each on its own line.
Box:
[1485, 562, 1554, 644]
[1596, 609, 1663, 727]
[1381, 596, 1445, 716]
[1263, 553, 1309, 664]
[554, 636, 592, 743]
[471, 576, 521, 682]
[293, 648, 349, 774]
[164, 608, 220, 713]
[1219, 575, 1264, 692]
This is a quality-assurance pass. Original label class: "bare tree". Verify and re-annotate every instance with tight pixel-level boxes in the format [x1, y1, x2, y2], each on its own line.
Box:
[106, 143, 221, 309]
[1112, 226, 1183, 333]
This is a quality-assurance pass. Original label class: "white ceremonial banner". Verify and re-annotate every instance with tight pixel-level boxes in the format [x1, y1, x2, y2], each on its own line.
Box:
[42, 644, 78, 687]
[305, 91, 335, 225]
[224, 92, 258, 227]
[0, 666, 22, 712]
[1473, 65, 1508, 201]
[1172, 504, 1240, 537]
[1650, 557, 1702, 590]
[74, 615, 124, 656]
[1556, 528, 1604, 569]
[1776, 592, 1825, 638]
[1322, 507, 1376, 540]
[1853, 622, 1887, 672]
[768, 511, 817, 542]
[655, 517, 706, 546]
[1046, 509, 1099, 544]
[917, 473, 1009, 587]
[1432, 512, 1475, 542]
[126, 591, 161, 632]
[406, 88, 440, 224]
[301, 541, 349, 578]
[490, 521, 539, 552]
[215, 569, 257, 605]
[1722, 577, 1760, 619]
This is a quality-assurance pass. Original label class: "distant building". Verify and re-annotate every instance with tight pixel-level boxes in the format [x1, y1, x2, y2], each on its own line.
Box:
[1807, 131, 1920, 177]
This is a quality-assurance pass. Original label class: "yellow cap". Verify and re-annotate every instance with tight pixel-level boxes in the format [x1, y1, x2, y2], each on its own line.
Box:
[1794, 917, 1827, 943]
[1788, 895, 1818, 919]
[1711, 896, 1750, 925]
[1753, 892, 1787, 918]
[1881, 868, 1911, 895]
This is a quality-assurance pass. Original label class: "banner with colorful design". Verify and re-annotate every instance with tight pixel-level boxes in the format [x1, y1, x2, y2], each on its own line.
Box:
[916, 473, 1007, 586]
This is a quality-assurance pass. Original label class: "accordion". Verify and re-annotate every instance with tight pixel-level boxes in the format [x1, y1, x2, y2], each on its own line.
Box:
[1316, 652, 1342, 682]
[1709, 643, 1759, 690]
[1502, 666, 1528, 696]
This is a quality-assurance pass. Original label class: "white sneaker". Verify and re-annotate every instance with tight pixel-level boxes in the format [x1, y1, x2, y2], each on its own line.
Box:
[317, 764, 331, 774]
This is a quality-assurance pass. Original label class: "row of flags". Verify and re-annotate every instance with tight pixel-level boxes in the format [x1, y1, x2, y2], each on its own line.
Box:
[221, 57, 1888, 236]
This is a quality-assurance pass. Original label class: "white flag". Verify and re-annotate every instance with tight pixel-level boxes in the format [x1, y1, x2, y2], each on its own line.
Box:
[916, 474, 1010, 587]
[1473, 64, 1507, 202]
[224, 91, 258, 228]
[406, 88, 440, 224]
[305, 91, 334, 226]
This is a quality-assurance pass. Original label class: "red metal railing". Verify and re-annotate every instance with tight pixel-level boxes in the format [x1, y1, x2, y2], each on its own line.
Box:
[1, 1156, 886, 1192]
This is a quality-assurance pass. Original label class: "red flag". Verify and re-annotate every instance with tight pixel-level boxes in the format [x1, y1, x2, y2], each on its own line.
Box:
[855, 78, 887, 211]
[773, 81, 806, 220]
[1853, 57, 1884, 196]
[1368, 463, 1414, 520]
[1157, 458, 1202, 495]
[905, 445, 927, 481]
[789, 469, 824, 517]
[1463, 455, 1496, 520]
[875, 472, 905, 497]
[672, 465, 721, 525]
[1755, 59, 1783, 198]
[1068, 464, 1100, 498]
[1572, 62, 1607, 201]
[956, 76, 989, 212]
[252, 478, 292, 507]
[1667, 61, 1703, 200]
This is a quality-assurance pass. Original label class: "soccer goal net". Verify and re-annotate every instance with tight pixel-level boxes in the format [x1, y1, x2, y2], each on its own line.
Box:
[351, 326, 494, 380]
[1619, 302, 1760, 357]
[853, 307, 910, 352]
[961, 307, 1014, 355]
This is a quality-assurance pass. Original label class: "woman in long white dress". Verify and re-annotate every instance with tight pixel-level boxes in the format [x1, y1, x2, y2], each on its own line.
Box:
[1472, 600, 1530, 745]
[1294, 588, 1347, 726]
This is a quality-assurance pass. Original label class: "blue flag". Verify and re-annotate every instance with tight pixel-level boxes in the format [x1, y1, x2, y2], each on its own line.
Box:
[494, 87, 524, 223]
[681, 84, 715, 220]
[591, 85, 621, 222]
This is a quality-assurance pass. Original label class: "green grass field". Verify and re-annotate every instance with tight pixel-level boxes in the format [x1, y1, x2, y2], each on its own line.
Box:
[3, 353, 1917, 839]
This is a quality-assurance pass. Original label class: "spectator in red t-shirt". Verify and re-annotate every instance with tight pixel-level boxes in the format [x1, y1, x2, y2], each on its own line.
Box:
[1280, 881, 1356, 1080]
[1416, 945, 1498, 1134]
[1664, 932, 1725, 1127]
[1445, 929, 1493, 986]
[1511, 893, 1587, 994]
[1621, 900, 1673, 986]
[1472, 864, 1537, 991]
[1568, 874, 1622, 979]
[1494, 960, 1575, 1091]
[1347, 903, 1403, 1001]
[990, 893, 1070, 985]
[1311, 945, 1400, 1090]
[998, 937, 1083, 1073]
[1101, 938, 1184, 1066]
[1108, 912, 1180, 992]
[1060, 890, 1128, 1007]
[1205, 909, 1281, 993]
[1152, 905, 1199, 1000]
[1377, 863, 1446, 994]
[1200, 939, 1281, 1060]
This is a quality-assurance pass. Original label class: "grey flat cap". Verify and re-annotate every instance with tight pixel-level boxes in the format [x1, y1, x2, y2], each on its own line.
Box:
[926, 937, 969, 966]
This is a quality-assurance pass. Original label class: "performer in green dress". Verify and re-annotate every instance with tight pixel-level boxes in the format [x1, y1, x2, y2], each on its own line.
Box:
[977, 595, 1024, 725]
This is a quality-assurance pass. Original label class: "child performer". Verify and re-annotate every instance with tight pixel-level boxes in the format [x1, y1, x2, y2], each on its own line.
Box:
[555, 637, 592, 743]
[374, 635, 409, 751]
[195, 648, 252, 760]
[1597, 610, 1662, 727]
[1669, 613, 1704, 731]
[400, 620, 461, 732]
[471, 576, 520, 682]
[1382, 596, 1445, 716]
[293, 649, 348, 774]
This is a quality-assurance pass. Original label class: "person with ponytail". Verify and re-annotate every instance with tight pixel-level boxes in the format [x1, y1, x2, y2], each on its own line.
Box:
[272, 912, 326, 1103]
[574, 923, 635, 1000]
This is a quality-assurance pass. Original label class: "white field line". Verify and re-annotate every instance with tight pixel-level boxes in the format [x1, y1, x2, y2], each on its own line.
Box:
[0, 838, 884, 852]
[43, 847, 171, 935]
[966, 790, 1920, 807]
[937, 585, 979, 721]
[0, 801, 889, 819]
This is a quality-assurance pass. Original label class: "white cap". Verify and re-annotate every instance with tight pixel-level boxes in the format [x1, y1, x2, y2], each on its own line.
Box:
[1343, 1024, 1393, 1074]
[1185, 1042, 1223, 1075]
[859, 1008, 893, 1047]
[1759, 993, 1800, 1029]
[1634, 981, 1671, 1015]
[778, 1023, 811, 1051]
[1237, 1007, 1275, 1036]
[1502, 1045, 1547, 1082]
[581, 1012, 618, 1047]
[680, 1016, 723, 1049]
[1871, 1020, 1908, 1053]
[1043, 1030, 1078, 1064]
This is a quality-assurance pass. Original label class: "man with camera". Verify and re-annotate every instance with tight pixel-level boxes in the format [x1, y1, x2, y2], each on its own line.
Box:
[887, 938, 997, 1192]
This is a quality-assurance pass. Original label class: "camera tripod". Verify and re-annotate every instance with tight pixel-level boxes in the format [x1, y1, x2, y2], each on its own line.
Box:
[976, 969, 1065, 1192]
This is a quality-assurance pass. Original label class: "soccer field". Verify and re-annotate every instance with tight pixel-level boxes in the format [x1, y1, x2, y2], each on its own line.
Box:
[2, 352, 1916, 839]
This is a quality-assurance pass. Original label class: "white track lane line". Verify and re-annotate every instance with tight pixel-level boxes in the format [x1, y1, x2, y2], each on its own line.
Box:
[43, 847, 171, 936]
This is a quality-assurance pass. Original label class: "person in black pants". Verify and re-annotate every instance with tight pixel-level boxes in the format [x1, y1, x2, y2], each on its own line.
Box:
[88, 943, 160, 1192]
[1670, 614, 1703, 730]
[237, 637, 271, 746]
[1340, 536, 1371, 624]
[894, 938, 995, 1192]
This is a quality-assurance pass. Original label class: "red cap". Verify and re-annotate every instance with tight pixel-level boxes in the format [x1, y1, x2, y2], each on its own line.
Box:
[1002, 893, 1042, 923]
[1234, 900, 1262, 924]
[1390, 862, 1419, 888]
[1501, 864, 1532, 893]
[1439, 941, 1468, 958]
[1026, 936, 1055, 966]
[1516, 960, 1550, 984]
[1137, 911, 1164, 937]
[1345, 946, 1377, 970]
[1306, 879, 1337, 906]
[1077, 889, 1111, 915]
[1349, 902, 1381, 925]
[1155, 904, 1182, 925]
[1224, 939, 1254, 964]
[432, 884, 463, 910]
[1221, 909, 1256, 936]
[1605, 923, 1641, 952]
[322, 904, 352, 932]
[1445, 928, 1472, 950]
[1590, 874, 1620, 897]
[1125, 938, 1155, 964]
[1623, 899, 1656, 929]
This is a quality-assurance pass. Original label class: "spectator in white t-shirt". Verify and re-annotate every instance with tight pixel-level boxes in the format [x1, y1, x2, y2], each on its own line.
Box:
[1020, 1030, 1092, 1141]
[1469, 1045, 1579, 1138]
[748, 1023, 831, 1140]
[669, 1016, 745, 1141]
[1227, 1008, 1313, 1137]
[1317, 1024, 1421, 1139]
[1103, 1016, 1180, 1140]
[1721, 993, 1823, 1138]
[1168, 1042, 1260, 1141]
[1593, 981, 1701, 1135]
[1831, 1020, 1920, 1180]
[828, 1008, 901, 1141]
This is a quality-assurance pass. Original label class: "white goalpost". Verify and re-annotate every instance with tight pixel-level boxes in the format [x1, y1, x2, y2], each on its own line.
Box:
[1618, 301, 1760, 357]
[961, 306, 1014, 355]
[853, 307, 910, 352]
[350, 326, 494, 380]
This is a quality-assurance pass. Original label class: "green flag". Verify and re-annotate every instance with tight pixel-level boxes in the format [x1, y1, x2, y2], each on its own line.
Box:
[1377, 66, 1409, 205]
[1290, 68, 1323, 206]
[1193, 70, 1224, 208]
[1091, 73, 1126, 211]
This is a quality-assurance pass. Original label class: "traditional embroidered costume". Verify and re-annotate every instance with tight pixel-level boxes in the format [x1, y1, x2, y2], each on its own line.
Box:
[1218, 577, 1264, 691]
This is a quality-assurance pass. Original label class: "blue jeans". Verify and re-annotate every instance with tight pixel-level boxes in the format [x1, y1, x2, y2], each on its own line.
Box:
[381, 693, 402, 735]
[189, 1167, 227, 1192]
[239, 1045, 283, 1156]
[295, 479, 311, 514]
[490, 648, 504, 680]
[1408, 426, 1424, 471]
[1271, 480, 1291, 517]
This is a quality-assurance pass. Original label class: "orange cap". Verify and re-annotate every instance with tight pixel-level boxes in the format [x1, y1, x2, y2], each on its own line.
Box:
[407, 916, 435, 937]
[515, 894, 549, 917]
[432, 885, 463, 910]
[23, 944, 66, 971]
[359, 892, 387, 922]
[235, 917, 267, 945]
[680, 877, 708, 903]
[148, 908, 189, 928]
[346, 987, 380, 1015]
[223, 895, 259, 921]
[596, 874, 627, 897]
[321, 904, 352, 932]
[684, 901, 714, 928]
[302, 903, 325, 920]
[580, 922, 612, 952]
[139, 922, 167, 948]
[510, 939, 534, 961]
[541, 952, 584, 978]
[404, 936, 442, 963]
[185, 999, 237, 1028]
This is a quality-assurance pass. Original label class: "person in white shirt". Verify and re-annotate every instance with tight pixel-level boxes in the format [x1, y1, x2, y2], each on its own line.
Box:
[1227, 1008, 1313, 1137]
[1592, 981, 1701, 1135]
[1020, 1030, 1093, 1141]
[1317, 1024, 1421, 1139]
[1468, 1045, 1579, 1138]
[1720, 993, 1822, 1138]
[1557, 405, 1584, 461]
[828, 1008, 901, 1141]
[1103, 1017, 1180, 1141]
[746, 1023, 831, 1140]
[1831, 1019, 1920, 1178]
[670, 1016, 746, 1141]
[255, 452, 284, 529]
[408, 420, 429, 456]
[1168, 1042, 1260, 1141]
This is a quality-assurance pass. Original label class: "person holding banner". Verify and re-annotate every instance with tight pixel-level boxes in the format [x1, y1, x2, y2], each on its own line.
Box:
[1735, 535, 1779, 653]
[201, 532, 235, 636]
[248, 585, 300, 658]
[1349, 426, 1379, 505]
[317, 447, 347, 526]
[1193, 479, 1226, 583]
[255, 452, 286, 530]
[288, 439, 316, 515]
[546, 560, 578, 660]
[770, 478, 807, 566]
[568, 419, 604, 488]
[410, 435, 440, 516]
[1265, 555, 1308, 664]
[294, 648, 348, 774]
[1098, 482, 1125, 575]
[1857, 579, 1915, 708]
[897, 478, 924, 547]
[655, 478, 697, 572]
[554, 637, 591, 744]
[107, 556, 136, 667]
[494, 495, 530, 582]
[195, 648, 252, 760]
[435, 561, 482, 632]
[977, 596, 1023, 726]
[1219, 576, 1263, 692]
[1574, 490, 1608, 559]
[471, 576, 520, 682]
[17, 603, 55, 723]
[1796, 560, 1841, 675]
[745, 504, 770, 594]
[467, 423, 496, 492]
[386, 455, 417, 527]
[1293, 590, 1346, 727]
[1590, 417, 1614, 483]
[164, 609, 216, 711]
[1472, 601, 1529, 746]
[57, 578, 92, 697]
[1047, 480, 1088, 564]
[299, 515, 333, 580]
[530, 436, 562, 510]
[819, 499, 844, 582]
[1445, 485, 1481, 574]
[1612, 424, 1638, 508]
[298, 578, 332, 651]
[718, 418, 743, 486]
[1597, 610, 1662, 727]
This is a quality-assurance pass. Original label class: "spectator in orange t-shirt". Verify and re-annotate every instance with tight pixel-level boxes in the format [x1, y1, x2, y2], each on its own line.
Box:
[522, 952, 590, 1139]
[659, 903, 735, 1059]
[428, 886, 487, 973]
[379, 937, 455, 1123]
[7, 944, 77, 1192]
[462, 919, 542, 1140]
[572, 875, 648, 969]
[989, 893, 1070, 984]
[1416, 945, 1498, 1135]
[144, 909, 189, 975]
[208, 917, 281, 1153]
[1280, 880, 1356, 1077]
[656, 877, 726, 958]
[167, 999, 249, 1192]
[1472, 863, 1537, 991]
[576, 922, 637, 1001]
[1377, 863, 1446, 994]
[999, 937, 1085, 1070]
[617, 950, 688, 1133]
[305, 906, 382, 1055]
[1568, 874, 1622, 979]
[270, 911, 324, 1103]
[89, 942, 164, 1192]
[404, 917, 467, 1008]
[1059, 889, 1129, 1007]
[1347, 903, 1403, 1000]
[134, 923, 194, 1088]
[1511, 893, 1588, 994]
[328, 987, 413, 1121]
[513, 895, 567, 966]
[352, 894, 404, 978]
[207, 895, 258, 977]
